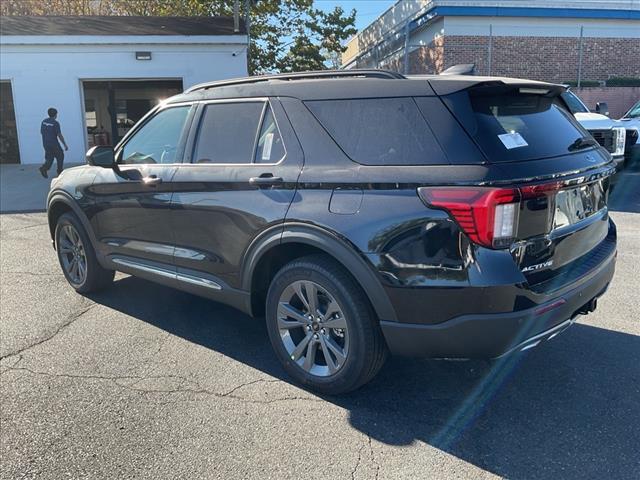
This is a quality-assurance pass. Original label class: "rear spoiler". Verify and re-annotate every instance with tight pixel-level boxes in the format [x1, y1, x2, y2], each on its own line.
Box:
[440, 63, 476, 76]
[428, 75, 566, 97]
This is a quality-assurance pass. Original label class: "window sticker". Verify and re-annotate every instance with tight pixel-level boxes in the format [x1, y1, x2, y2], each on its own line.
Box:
[498, 132, 528, 149]
[262, 132, 274, 161]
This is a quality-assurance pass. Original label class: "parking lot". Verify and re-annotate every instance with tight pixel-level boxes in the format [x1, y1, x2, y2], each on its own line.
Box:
[1, 170, 639, 479]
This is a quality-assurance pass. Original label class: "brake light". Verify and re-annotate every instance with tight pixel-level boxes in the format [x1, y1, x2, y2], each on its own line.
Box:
[418, 187, 520, 249]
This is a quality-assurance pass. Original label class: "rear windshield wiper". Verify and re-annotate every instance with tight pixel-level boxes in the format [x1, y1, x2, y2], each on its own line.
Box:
[568, 136, 598, 151]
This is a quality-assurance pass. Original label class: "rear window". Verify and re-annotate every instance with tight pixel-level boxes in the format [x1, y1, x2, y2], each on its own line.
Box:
[447, 89, 589, 163]
[306, 97, 447, 165]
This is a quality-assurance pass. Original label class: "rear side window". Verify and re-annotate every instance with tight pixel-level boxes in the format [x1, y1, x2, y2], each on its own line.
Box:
[255, 106, 285, 163]
[193, 102, 264, 164]
[446, 89, 589, 163]
[306, 97, 447, 165]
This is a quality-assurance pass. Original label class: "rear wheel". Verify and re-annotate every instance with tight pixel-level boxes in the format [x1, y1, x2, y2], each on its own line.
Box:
[265, 254, 387, 394]
[55, 213, 114, 293]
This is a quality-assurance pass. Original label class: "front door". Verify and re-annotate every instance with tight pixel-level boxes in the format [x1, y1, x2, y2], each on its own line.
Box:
[170, 98, 303, 290]
[90, 104, 195, 267]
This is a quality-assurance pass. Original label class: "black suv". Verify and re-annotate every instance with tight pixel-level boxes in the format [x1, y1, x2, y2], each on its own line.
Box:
[47, 70, 617, 394]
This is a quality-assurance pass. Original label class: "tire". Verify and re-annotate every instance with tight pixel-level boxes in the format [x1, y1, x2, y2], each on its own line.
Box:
[265, 254, 388, 394]
[55, 212, 114, 293]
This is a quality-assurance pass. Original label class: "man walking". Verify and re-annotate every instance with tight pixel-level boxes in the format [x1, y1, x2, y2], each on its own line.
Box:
[39, 107, 68, 178]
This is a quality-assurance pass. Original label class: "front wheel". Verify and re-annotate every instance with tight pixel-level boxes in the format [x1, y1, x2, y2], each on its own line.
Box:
[265, 254, 387, 394]
[55, 212, 114, 293]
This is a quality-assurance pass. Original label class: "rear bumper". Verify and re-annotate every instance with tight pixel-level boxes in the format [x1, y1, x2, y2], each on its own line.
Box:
[380, 247, 615, 358]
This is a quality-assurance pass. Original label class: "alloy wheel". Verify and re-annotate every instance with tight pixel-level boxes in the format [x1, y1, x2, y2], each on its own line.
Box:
[58, 224, 87, 285]
[277, 280, 349, 377]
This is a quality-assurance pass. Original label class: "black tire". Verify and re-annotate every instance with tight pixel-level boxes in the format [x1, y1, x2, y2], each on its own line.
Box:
[55, 212, 114, 293]
[265, 254, 388, 394]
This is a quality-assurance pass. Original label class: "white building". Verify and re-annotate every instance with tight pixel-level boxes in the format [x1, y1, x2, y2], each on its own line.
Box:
[0, 16, 248, 165]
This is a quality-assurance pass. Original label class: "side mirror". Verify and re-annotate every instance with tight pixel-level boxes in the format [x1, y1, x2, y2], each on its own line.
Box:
[86, 145, 115, 168]
[595, 102, 609, 117]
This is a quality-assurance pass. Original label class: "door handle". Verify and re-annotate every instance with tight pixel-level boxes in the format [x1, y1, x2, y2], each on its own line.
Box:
[249, 174, 283, 186]
[142, 175, 162, 186]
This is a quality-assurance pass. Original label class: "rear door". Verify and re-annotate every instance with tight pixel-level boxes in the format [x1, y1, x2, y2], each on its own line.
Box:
[170, 98, 303, 290]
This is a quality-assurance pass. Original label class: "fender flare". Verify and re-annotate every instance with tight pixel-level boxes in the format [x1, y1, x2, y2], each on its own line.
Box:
[241, 223, 398, 322]
[47, 191, 100, 253]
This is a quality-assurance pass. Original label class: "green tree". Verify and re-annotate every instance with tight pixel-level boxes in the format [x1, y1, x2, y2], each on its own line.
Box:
[0, 0, 116, 15]
[1, 0, 356, 74]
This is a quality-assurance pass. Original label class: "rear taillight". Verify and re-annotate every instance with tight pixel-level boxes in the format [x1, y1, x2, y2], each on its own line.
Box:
[418, 187, 520, 249]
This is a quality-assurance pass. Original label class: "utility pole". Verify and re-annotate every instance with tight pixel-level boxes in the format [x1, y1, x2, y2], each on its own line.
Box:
[245, 0, 252, 72]
[577, 25, 584, 88]
[233, 0, 240, 33]
[487, 24, 493, 76]
[403, 22, 411, 75]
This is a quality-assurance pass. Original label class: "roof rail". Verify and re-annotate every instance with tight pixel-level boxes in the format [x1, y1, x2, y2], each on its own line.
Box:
[185, 69, 405, 93]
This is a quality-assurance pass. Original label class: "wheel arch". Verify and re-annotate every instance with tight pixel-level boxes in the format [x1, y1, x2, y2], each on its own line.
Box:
[242, 223, 397, 322]
[47, 192, 98, 251]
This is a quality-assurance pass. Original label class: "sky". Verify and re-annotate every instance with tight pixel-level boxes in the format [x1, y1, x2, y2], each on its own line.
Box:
[315, 0, 398, 32]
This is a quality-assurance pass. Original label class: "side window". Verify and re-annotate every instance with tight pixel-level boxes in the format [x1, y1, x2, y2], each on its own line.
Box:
[255, 106, 285, 163]
[193, 102, 264, 164]
[306, 97, 446, 166]
[120, 106, 191, 164]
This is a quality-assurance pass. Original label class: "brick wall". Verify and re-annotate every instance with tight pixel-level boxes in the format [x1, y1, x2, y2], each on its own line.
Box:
[407, 36, 445, 75]
[580, 38, 640, 82]
[407, 35, 640, 84]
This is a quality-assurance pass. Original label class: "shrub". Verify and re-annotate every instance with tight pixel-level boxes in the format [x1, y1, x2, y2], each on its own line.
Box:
[606, 77, 640, 87]
[563, 80, 600, 87]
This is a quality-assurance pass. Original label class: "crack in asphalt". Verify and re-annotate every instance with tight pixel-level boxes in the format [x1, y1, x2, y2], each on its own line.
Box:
[1, 365, 320, 405]
[0, 353, 23, 370]
[218, 378, 282, 397]
[0, 221, 48, 233]
[351, 434, 380, 480]
[0, 288, 319, 406]
[369, 434, 381, 480]
[123, 331, 173, 390]
[0, 270, 62, 277]
[351, 435, 367, 480]
[0, 301, 96, 361]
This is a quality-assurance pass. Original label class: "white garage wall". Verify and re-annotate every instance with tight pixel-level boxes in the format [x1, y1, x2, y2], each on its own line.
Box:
[0, 36, 247, 165]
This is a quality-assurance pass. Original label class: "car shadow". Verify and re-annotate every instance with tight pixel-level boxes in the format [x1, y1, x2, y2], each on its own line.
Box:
[609, 169, 640, 213]
[87, 276, 640, 480]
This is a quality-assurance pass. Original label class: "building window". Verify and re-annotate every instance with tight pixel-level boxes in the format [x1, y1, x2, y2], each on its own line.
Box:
[85, 99, 97, 129]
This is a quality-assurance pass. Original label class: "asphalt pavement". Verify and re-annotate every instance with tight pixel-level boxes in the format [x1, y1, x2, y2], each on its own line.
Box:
[1, 173, 639, 479]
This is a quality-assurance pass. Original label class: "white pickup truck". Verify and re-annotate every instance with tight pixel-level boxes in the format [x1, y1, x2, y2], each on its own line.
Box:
[561, 90, 627, 171]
